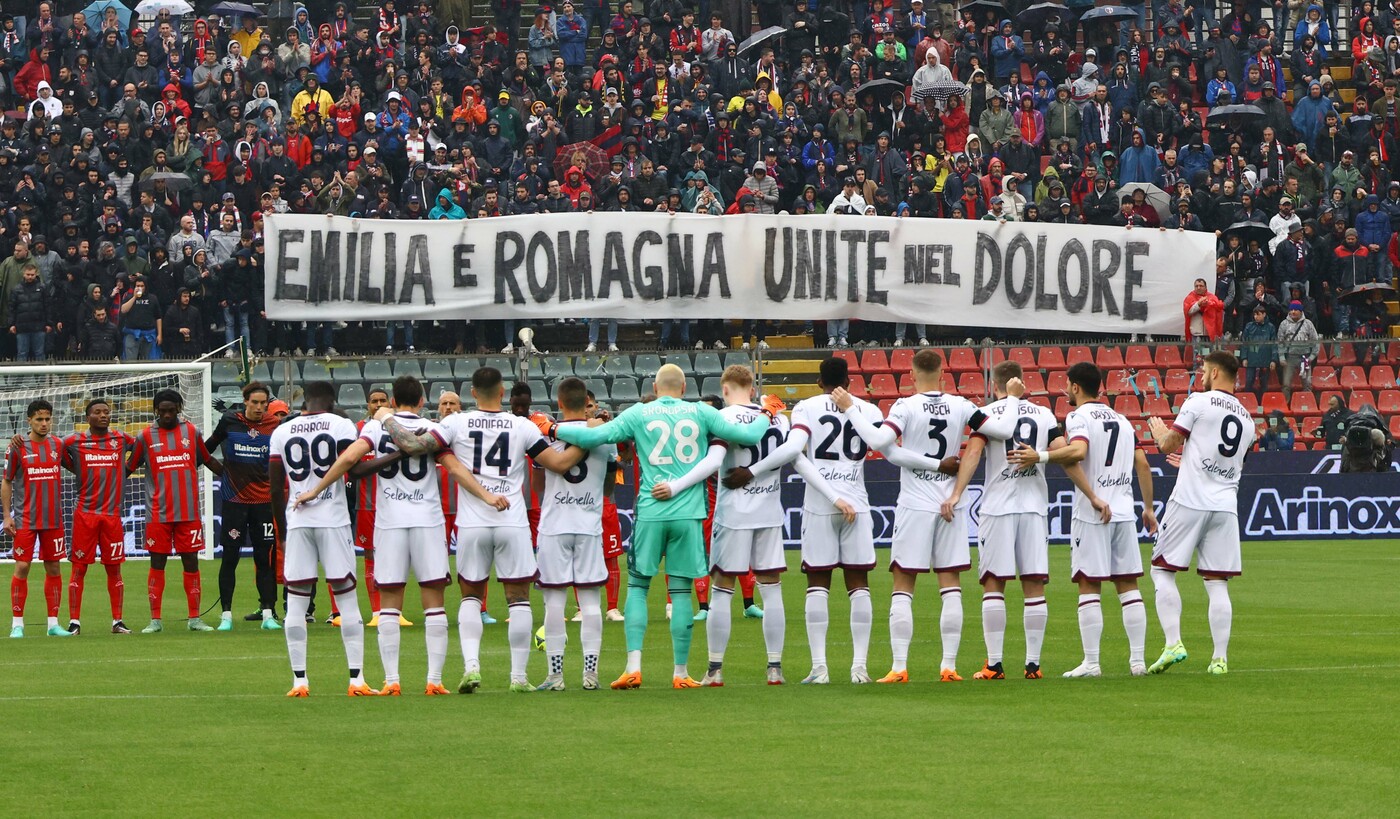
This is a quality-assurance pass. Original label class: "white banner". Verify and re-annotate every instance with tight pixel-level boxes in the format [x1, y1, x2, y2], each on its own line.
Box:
[264, 212, 1212, 334]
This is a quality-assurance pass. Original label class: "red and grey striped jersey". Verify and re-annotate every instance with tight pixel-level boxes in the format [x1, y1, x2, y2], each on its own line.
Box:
[63, 430, 135, 515]
[127, 422, 213, 523]
[4, 437, 65, 530]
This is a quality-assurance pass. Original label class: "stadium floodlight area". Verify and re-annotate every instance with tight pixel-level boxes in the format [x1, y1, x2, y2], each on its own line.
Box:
[0, 363, 215, 560]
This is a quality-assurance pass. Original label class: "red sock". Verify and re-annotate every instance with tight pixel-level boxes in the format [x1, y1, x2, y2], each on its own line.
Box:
[182, 571, 201, 618]
[105, 565, 124, 622]
[330, 588, 340, 615]
[44, 573, 62, 618]
[365, 557, 381, 612]
[10, 576, 26, 617]
[148, 568, 165, 619]
[69, 563, 88, 620]
[481, 581, 489, 612]
[694, 574, 711, 605]
[605, 556, 620, 609]
[739, 570, 756, 600]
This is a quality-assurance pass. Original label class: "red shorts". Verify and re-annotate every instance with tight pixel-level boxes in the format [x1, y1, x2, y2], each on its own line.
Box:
[144, 520, 205, 555]
[355, 508, 375, 553]
[12, 528, 65, 563]
[527, 505, 540, 549]
[602, 502, 623, 559]
[71, 511, 125, 564]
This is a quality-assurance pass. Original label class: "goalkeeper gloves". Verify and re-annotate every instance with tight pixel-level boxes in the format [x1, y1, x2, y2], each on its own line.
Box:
[760, 393, 786, 420]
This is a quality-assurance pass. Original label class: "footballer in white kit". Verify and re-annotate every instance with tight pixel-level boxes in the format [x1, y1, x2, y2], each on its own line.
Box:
[834, 348, 1018, 683]
[1146, 351, 1255, 676]
[1010, 362, 1157, 679]
[732, 357, 874, 685]
[268, 380, 375, 697]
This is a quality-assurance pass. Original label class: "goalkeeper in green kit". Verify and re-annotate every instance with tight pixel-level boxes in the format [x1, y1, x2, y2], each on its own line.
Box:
[550, 364, 768, 690]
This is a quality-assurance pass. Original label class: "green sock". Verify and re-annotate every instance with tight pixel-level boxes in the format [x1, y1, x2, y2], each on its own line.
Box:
[668, 582, 694, 666]
[624, 573, 651, 652]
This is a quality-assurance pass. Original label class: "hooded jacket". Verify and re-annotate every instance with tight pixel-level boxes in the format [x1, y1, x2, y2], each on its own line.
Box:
[1356, 195, 1391, 247]
[989, 20, 1024, 82]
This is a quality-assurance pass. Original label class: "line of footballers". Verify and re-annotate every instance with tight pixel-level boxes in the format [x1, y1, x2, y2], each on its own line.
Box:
[3, 348, 1252, 694]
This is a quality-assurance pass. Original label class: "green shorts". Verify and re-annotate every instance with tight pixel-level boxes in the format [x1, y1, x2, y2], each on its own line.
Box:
[628, 519, 706, 580]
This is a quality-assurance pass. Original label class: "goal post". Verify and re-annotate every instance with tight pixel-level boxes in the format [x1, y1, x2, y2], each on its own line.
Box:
[0, 362, 217, 560]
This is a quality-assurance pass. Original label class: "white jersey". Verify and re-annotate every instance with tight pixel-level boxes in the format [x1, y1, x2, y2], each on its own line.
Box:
[1065, 402, 1137, 524]
[538, 420, 615, 537]
[1168, 390, 1255, 513]
[790, 394, 883, 514]
[714, 404, 788, 530]
[269, 412, 359, 530]
[977, 398, 1061, 516]
[883, 391, 989, 512]
[357, 413, 446, 530]
[440, 409, 548, 529]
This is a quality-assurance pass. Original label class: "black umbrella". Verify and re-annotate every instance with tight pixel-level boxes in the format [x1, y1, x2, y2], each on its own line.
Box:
[210, 1, 260, 17]
[1079, 5, 1138, 24]
[855, 78, 907, 98]
[1018, 2, 1068, 30]
[1225, 220, 1274, 246]
[961, 0, 1009, 15]
[1342, 281, 1398, 302]
[139, 171, 193, 191]
[736, 25, 785, 58]
[1207, 103, 1265, 124]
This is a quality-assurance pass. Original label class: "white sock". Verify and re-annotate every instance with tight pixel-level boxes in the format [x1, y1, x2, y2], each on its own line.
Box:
[11, 616, 21, 629]
[673, 663, 688, 678]
[982, 592, 1006, 665]
[758, 582, 784, 663]
[542, 588, 567, 677]
[220, 611, 233, 622]
[888, 591, 913, 672]
[1077, 595, 1102, 666]
[285, 591, 310, 685]
[1120, 590, 1146, 666]
[578, 587, 602, 678]
[805, 587, 829, 671]
[424, 608, 448, 684]
[1204, 579, 1232, 661]
[1151, 567, 1183, 646]
[939, 587, 963, 671]
[261, 607, 274, 621]
[331, 587, 365, 684]
[706, 586, 734, 665]
[377, 608, 402, 684]
[625, 649, 642, 674]
[457, 597, 483, 672]
[848, 588, 871, 670]
[507, 601, 532, 681]
[1023, 597, 1047, 665]
[47, 616, 58, 628]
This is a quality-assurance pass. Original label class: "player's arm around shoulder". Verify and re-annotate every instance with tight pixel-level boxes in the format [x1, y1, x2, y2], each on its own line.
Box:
[555, 404, 634, 448]
[845, 392, 898, 450]
[294, 436, 373, 507]
[526, 417, 588, 473]
[700, 400, 765, 446]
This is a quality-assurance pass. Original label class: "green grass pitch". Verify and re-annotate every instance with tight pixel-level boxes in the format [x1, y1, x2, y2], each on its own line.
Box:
[1, 540, 1396, 815]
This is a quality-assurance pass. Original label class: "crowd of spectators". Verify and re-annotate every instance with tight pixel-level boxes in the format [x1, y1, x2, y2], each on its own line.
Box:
[0, 0, 1395, 362]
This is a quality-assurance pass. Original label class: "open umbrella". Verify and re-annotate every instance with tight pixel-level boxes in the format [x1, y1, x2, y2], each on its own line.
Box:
[1116, 182, 1170, 220]
[209, 1, 261, 17]
[1079, 5, 1138, 24]
[554, 141, 608, 181]
[139, 171, 192, 192]
[1225, 220, 1274, 247]
[961, 0, 1008, 15]
[912, 79, 969, 104]
[855, 78, 907, 98]
[1342, 281, 1398, 302]
[1017, 2, 1068, 30]
[81, 0, 132, 29]
[1207, 103, 1265, 124]
[736, 25, 784, 58]
[136, 0, 194, 14]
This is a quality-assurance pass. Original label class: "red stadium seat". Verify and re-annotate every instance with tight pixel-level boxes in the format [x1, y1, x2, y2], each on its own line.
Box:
[1340, 366, 1368, 390]
[1310, 366, 1338, 389]
[1290, 392, 1319, 414]
[980, 347, 1007, 368]
[1132, 369, 1163, 394]
[1130, 419, 1152, 441]
[1028, 394, 1052, 411]
[1104, 369, 1129, 394]
[1391, 416, 1400, 438]
[1383, 342, 1400, 364]
[941, 371, 956, 393]
[1113, 395, 1143, 417]
[1038, 347, 1067, 370]
[1125, 345, 1155, 368]
[889, 347, 915, 372]
[1348, 390, 1376, 411]
[878, 399, 896, 416]
[847, 374, 868, 396]
[1143, 395, 1172, 417]
[833, 348, 859, 372]
[1312, 441, 1329, 450]
[1067, 346, 1093, 367]
[1318, 390, 1344, 412]
[1020, 371, 1046, 394]
[1261, 392, 1288, 415]
[958, 371, 987, 400]
[1096, 346, 1126, 368]
[1008, 347, 1037, 371]
[1053, 396, 1073, 416]
[1154, 345, 1185, 369]
[1236, 393, 1260, 415]
[946, 347, 979, 372]
[898, 373, 918, 396]
[1326, 344, 1357, 366]
[1047, 370, 1069, 394]
[868, 373, 899, 399]
[1163, 369, 1192, 393]
[1368, 366, 1397, 389]
[860, 349, 892, 374]
[1379, 390, 1400, 413]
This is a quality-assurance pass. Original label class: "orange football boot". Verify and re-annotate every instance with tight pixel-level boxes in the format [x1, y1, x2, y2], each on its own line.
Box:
[939, 668, 963, 682]
[876, 669, 909, 684]
[378, 682, 402, 696]
[610, 670, 642, 690]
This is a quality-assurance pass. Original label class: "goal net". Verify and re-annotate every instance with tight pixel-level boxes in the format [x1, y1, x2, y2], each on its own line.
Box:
[0, 363, 215, 560]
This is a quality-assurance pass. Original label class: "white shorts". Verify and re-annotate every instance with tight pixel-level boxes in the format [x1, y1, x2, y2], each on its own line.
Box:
[374, 526, 450, 587]
[537, 532, 607, 588]
[800, 512, 876, 572]
[890, 507, 970, 574]
[1152, 501, 1242, 577]
[456, 525, 537, 584]
[1070, 519, 1144, 582]
[283, 526, 356, 586]
[977, 513, 1049, 582]
[711, 525, 787, 576]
